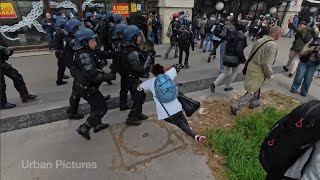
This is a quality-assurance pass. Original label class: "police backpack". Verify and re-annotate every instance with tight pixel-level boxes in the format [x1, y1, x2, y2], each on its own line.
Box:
[259, 100, 320, 179]
[154, 74, 178, 103]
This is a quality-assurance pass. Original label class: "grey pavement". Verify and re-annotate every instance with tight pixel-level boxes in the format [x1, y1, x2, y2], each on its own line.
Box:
[1, 73, 319, 180]
[2, 37, 297, 119]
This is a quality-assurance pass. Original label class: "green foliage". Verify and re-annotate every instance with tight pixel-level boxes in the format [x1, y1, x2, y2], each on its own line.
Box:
[207, 107, 288, 180]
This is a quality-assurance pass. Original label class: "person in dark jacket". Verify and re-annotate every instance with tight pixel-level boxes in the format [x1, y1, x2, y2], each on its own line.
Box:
[177, 26, 195, 69]
[284, 20, 310, 78]
[73, 28, 116, 140]
[210, 20, 248, 93]
[165, 13, 181, 59]
[0, 35, 37, 109]
[52, 16, 69, 86]
[41, 13, 55, 50]
[120, 25, 151, 126]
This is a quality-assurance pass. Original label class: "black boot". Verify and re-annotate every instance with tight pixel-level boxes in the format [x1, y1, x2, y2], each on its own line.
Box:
[126, 117, 141, 126]
[68, 113, 84, 120]
[76, 123, 92, 140]
[0, 102, 16, 109]
[93, 123, 110, 133]
[120, 104, 132, 111]
[137, 114, 148, 120]
[56, 81, 67, 86]
[63, 75, 70, 79]
[21, 94, 37, 103]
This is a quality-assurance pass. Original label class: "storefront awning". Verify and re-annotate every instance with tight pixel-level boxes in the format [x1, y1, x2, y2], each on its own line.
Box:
[307, 0, 320, 4]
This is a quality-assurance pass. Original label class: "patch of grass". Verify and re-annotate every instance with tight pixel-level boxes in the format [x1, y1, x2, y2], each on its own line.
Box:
[207, 107, 288, 180]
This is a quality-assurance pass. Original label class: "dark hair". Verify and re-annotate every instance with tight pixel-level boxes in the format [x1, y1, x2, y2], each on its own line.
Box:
[152, 64, 165, 76]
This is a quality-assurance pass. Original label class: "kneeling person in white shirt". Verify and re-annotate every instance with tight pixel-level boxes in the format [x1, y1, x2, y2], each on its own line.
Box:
[138, 64, 205, 143]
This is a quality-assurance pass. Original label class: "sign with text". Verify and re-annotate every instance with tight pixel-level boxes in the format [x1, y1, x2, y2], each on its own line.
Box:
[131, 3, 137, 13]
[0, 2, 17, 19]
[112, 3, 129, 17]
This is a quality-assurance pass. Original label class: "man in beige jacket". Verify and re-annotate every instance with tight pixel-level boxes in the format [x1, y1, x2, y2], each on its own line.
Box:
[230, 26, 282, 115]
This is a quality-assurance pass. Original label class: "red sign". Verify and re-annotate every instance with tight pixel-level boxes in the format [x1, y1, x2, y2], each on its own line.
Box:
[0, 2, 17, 19]
[112, 3, 129, 17]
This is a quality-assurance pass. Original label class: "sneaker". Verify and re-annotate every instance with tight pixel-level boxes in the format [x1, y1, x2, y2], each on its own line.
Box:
[137, 114, 148, 121]
[56, 81, 67, 86]
[68, 113, 84, 120]
[21, 94, 37, 103]
[93, 123, 109, 133]
[0, 102, 16, 109]
[76, 124, 91, 140]
[289, 74, 293, 78]
[210, 83, 215, 93]
[126, 117, 141, 126]
[283, 66, 289, 72]
[195, 135, 206, 143]
[290, 89, 297, 93]
[230, 105, 238, 116]
[224, 87, 233, 91]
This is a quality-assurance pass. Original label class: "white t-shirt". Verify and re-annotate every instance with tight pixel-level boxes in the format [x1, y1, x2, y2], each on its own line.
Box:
[140, 68, 183, 120]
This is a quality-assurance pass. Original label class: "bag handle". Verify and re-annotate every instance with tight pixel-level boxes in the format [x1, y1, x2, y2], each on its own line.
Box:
[243, 40, 273, 75]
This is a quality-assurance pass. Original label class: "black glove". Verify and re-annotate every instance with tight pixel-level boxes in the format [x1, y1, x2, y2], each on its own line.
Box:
[103, 73, 116, 82]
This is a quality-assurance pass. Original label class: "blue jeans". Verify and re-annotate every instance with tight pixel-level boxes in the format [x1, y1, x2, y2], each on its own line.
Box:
[156, 29, 161, 44]
[46, 32, 53, 49]
[219, 42, 226, 71]
[147, 30, 154, 42]
[203, 33, 213, 51]
[287, 28, 293, 38]
[291, 61, 317, 96]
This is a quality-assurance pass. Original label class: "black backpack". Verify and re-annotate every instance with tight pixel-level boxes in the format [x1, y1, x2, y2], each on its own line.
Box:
[213, 24, 223, 38]
[259, 100, 320, 179]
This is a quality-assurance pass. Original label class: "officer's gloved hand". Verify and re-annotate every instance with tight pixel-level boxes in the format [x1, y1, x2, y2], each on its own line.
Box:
[103, 73, 116, 82]
[172, 64, 183, 73]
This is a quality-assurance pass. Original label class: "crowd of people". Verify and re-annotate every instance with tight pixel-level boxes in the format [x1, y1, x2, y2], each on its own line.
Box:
[1, 9, 320, 142]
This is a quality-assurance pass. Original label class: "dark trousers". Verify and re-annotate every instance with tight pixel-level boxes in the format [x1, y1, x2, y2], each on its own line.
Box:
[119, 73, 130, 108]
[55, 51, 66, 83]
[1, 63, 28, 106]
[128, 77, 145, 118]
[209, 40, 221, 56]
[178, 46, 190, 65]
[164, 111, 196, 138]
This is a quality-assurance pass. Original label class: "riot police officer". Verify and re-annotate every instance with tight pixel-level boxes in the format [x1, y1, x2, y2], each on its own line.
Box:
[83, 12, 96, 30]
[52, 16, 69, 86]
[64, 18, 85, 120]
[73, 28, 116, 140]
[120, 25, 150, 126]
[0, 34, 37, 109]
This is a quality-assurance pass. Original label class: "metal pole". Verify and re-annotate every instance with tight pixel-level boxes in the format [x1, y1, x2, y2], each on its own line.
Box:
[281, 1, 291, 27]
[77, 0, 83, 20]
[253, 1, 259, 21]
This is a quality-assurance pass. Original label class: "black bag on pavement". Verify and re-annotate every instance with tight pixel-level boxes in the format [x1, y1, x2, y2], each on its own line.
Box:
[259, 100, 320, 179]
[177, 92, 200, 117]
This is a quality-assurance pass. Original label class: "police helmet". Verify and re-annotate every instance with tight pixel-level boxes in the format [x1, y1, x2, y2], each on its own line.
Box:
[106, 11, 115, 18]
[85, 12, 93, 18]
[96, 13, 102, 21]
[74, 28, 97, 49]
[65, 18, 81, 33]
[54, 16, 67, 28]
[114, 14, 123, 24]
[114, 23, 127, 35]
[122, 25, 140, 42]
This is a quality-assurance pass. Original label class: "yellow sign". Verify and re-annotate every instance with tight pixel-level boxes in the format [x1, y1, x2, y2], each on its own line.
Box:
[112, 3, 129, 17]
[0, 2, 17, 19]
[131, 3, 137, 13]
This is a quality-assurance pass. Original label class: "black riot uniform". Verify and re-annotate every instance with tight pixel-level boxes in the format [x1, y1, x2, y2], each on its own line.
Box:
[0, 35, 37, 109]
[52, 27, 68, 85]
[73, 28, 116, 140]
[120, 25, 152, 126]
[177, 26, 194, 68]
